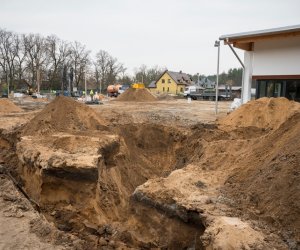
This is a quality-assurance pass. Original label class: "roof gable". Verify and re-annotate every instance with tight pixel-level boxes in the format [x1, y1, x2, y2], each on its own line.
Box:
[148, 81, 156, 88]
[155, 70, 192, 86]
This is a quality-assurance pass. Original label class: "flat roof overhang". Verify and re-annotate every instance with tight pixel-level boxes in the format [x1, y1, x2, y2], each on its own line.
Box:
[219, 24, 300, 51]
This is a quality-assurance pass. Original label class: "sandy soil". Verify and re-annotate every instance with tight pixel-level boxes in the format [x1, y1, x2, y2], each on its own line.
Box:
[0, 96, 298, 249]
[97, 98, 229, 126]
[0, 174, 76, 250]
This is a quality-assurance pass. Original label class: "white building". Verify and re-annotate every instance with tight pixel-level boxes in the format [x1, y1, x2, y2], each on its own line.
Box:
[219, 25, 300, 103]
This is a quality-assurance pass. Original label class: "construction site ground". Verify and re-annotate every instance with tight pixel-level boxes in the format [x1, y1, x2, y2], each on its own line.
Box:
[0, 95, 299, 249]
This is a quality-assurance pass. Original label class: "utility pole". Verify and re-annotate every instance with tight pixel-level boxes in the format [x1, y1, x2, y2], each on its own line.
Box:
[37, 68, 40, 94]
[214, 40, 220, 115]
[85, 67, 87, 102]
[7, 78, 10, 98]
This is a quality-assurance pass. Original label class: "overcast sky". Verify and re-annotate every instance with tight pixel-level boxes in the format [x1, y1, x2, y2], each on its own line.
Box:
[1, 0, 300, 76]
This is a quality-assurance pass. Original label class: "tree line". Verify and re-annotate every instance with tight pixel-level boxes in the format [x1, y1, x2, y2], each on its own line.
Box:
[0, 28, 128, 94]
[0, 28, 242, 94]
[190, 68, 243, 86]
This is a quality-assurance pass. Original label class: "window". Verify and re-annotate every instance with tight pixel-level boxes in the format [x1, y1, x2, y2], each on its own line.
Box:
[274, 82, 282, 97]
[180, 87, 183, 92]
[168, 79, 171, 83]
[167, 87, 169, 92]
[258, 81, 266, 98]
[267, 82, 275, 97]
[162, 79, 165, 83]
[256, 79, 300, 101]
[163, 87, 165, 92]
[286, 80, 300, 101]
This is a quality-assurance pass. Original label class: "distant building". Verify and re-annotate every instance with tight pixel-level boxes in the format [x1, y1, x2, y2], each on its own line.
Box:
[220, 24, 300, 103]
[198, 77, 215, 89]
[148, 70, 193, 95]
[148, 81, 157, 93]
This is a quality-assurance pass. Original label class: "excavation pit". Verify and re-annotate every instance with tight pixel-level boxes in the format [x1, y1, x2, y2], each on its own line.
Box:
[15, 119, 206, 249]
[1, 96, 299, 249]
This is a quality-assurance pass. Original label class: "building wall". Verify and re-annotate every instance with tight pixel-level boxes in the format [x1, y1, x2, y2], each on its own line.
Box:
[242, 51, 253, 103]
[252, 36, 300, 76]
[242, 36, 300, 103]
[155, 72, 185, 95]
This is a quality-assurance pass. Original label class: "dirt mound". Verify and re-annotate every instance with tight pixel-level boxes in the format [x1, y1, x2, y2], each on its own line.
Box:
[22, 96, 107, 135]
[116, 88, 157, 102]
[219, 97, 300, 129]
[224, 111, 300, 244]
[0, 99, 23, 113]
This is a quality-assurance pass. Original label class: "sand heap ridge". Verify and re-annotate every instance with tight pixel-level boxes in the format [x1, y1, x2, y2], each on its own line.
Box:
[0, 99, 23, 113]
[116, 88, 157, 102]
[224, 111, 300, 242]
[22, 96, 107, 135]
[219, 97, 300, 129]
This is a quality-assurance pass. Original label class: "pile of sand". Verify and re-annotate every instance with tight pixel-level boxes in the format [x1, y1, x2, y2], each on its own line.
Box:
[22, 96, 107, 135]
[116, 88, 157, 102]
[224, 111, 300, 242]
[219, 97, 300, 129]
[0, 99, 23, 113]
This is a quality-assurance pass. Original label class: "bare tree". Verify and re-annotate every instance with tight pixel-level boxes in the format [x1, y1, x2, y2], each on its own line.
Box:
[23, 33, 47, 92]
[14, 34, 28, 88]
[69, 41, 90, 90]
[0, 29, 18, 94]
[0, 29, 9, 90]
[45, 35, 71, 90]
[0, 28, 129, 95]
[94, 61, 100, 91]
[94, 50, 125, 92]
[134, 65, 165, 86]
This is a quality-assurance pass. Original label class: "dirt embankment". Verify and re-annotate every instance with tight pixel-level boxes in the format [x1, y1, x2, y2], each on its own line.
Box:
[0, 99, 23, 113]
[116, 88, 157, 102]
[1, 96, 299, 249]
[15, 96, 201, 248]
[134, 97, 300, 249]
[223, 111, 300, 244]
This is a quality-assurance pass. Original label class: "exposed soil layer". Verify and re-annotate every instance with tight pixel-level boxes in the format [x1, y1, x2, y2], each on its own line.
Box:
[1, 97, 299, 249]
[115, 88, 157, 102]
[223, 111, 300, 244]
[0, 99, 23, 113]
[16, 122, 195, 248]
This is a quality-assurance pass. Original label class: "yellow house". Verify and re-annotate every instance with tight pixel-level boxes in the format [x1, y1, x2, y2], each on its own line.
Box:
[148, 70, 193, 95]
